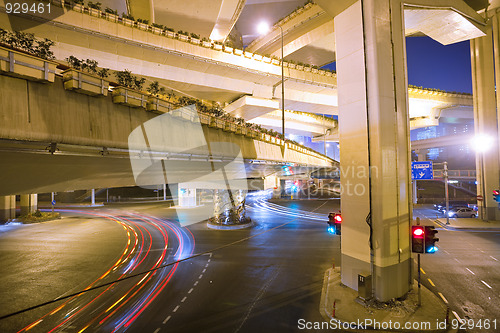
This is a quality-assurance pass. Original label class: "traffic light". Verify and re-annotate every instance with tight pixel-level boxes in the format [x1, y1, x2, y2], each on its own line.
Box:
[411, 226, 425, 253]
[494, 190, 500, 202]
[424, 226, 439, 253]
[334, 213, 342, 224]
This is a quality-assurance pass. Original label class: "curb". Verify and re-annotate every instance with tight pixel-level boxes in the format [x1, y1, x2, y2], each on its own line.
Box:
[206, 221, 254, 230]
[433, 219, 500, 232]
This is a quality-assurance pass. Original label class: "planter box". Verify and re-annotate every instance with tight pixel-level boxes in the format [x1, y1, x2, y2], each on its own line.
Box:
[233, 49, 243, 56]
[62, 69, 109, 96]
[178, 34, 189, 42]
[271, 59, 280, 66]
[122, 18, 134, 27]
[236, 126, 248, 135]
[190, 38, 200, 45]
[296, 65, 304, 70]
[223, 46, 233, 54]
[137, 22, 149, 30]
[311, 68, 319, 74]
[253, 54, 263, 61]
[147, 96, 173, 113]
[104, 13, 118, 22]
[0, 47, 56, 83]
[248, 130, 259, 139]
[214, 118, 225, 129]
[198, 113, 211, 125]
[244, 51, 253, 58]
[304, 66, 312, 72]
[213, 44, 223, 51]
[112, 87, 147, 108]
[224, 122, 237, 132]
[171, 108, 196, 121]
[151, 27, 162, 35]
[287, 63, 296, 69]
[89, 8, 101, 17]
[165, 31, 176, 38]
[72, 4, 84, 12]
[262, 56, 271, 63]
[202, 41, 212, 48]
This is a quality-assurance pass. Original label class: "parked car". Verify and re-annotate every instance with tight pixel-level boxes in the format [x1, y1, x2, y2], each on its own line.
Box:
[435, 201, 469, 212]
[447, 207, 477, 218]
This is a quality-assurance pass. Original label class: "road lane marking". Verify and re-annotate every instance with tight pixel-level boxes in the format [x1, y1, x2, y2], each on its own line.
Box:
[443, 250, 450, 254]
[452, 311, 462, 321]
[153, 328, 161, 333]
[188, 288, 194, 294]
[181, 297, 187, 303]
[438, 292, 448, 304]
[420, 268, 426, 275]
[481, 280, 492, 289]
[173, 305, 180, 312]
[466, 268, 475, 275]
[205, 263, 209, 268]
[491, 256, 498, 261]
[454, 258, 461, 263]
[199, 274, 203, 279]
[163, 315, 171, 324]
[194, 281, 199, 286]
[428, 279, 435, 287]
[202, 268, 206, 273]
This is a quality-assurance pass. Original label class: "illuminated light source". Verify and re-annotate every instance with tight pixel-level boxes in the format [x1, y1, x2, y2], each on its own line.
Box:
[257, 21, 270, 35]
[210, 28, 223, 41]
[471, 134, 494, 153]
[413, 227, 424, 237]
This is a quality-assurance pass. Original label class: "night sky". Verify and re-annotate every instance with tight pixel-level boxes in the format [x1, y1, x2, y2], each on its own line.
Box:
[322, 36, 473, 94]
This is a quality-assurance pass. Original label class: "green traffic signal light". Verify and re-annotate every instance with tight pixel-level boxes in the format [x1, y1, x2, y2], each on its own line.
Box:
[424, 226, 439, 253]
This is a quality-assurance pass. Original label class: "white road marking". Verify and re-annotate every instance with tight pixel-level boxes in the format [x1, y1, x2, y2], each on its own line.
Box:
[194, 281, 199, 286]
[208, 259, 211, 262]
[173, 305, 180, 312]
[443, 250, 450, 254]
[181, 296, 187, 303]
[481, 280, 492, 289]
[199, 274, 203, 279]
[452, 311, 462, 321]
[163, 316, 171, 324]
[205, 263, 209, 268]
[490, 256, 498, 261]
[466, 268, 475, 275]
[454, 258, 461, 263]
[202, 268, 206, 273]
[438, 292, 448, 304]
[154, 328, 161, 333]
[188, 288, 194, 294]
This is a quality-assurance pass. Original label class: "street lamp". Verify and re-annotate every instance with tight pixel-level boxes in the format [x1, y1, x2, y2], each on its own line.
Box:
[258, 21, 285, 138]
[471, 134, 493, 220]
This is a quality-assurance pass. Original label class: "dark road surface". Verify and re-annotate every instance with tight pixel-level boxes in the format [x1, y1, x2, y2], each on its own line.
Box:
[0, 196, 341, 333]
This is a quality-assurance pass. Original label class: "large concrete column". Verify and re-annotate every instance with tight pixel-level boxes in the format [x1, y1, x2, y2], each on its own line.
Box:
[20, 194, 37, 216]
[471, 23, 500, 221]
[334, 0, 411, 301]
[0, 195, 16, 222]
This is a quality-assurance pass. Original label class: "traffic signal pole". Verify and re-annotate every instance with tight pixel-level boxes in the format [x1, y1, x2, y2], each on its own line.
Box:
[416, 217, 421, 307]
[444, 162, 450, 225]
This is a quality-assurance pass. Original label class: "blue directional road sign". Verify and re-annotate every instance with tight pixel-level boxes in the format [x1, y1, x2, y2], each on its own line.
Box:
[412, 161, 433, 180]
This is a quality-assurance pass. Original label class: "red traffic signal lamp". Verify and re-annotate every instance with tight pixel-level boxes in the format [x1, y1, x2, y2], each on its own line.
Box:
[334, 213, 342, 224]
[411, 226, 424, 253]
[494, 190, 500, 202]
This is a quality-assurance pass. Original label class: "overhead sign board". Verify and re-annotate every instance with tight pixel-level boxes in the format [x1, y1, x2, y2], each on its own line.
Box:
[412, 161, 433, 180]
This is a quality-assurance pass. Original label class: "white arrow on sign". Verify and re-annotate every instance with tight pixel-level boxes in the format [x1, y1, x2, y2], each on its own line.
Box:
[419, 171, 425, 178]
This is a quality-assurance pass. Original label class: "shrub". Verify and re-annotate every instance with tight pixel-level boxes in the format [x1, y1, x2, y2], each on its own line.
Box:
[122, 13, 134, 21]
[104, 7, 118, 15]
[87, 1, 101, 10]
[147, 81, 166, 96]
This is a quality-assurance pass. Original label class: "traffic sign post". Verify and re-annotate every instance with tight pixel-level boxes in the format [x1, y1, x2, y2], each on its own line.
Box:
[51, 192, 55, 214]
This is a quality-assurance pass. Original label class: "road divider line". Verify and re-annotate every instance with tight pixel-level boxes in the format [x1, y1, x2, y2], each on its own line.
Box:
[202, 268, 206, 273]
[452, 311, 461, 321]
[173, 305, 180, 313]
[153, 328, 161, 333]
[438, 292, 448, 304]
[454, 258, 460, 263]
[428, 279, 435, 287]
[198, 274, 203, 279]
[465, 268, 475, 275]
[194, 281, 198, 286]
[188, 288, 194, 294]
[181, 297, 187, 303]
[420, 268, 426, 275]
[490, 256, 498, 261]
[481, 280, 492, 289]
[163, 315, 171, 324]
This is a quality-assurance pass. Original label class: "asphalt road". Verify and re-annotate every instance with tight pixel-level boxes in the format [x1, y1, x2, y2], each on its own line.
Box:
[414, 208, 500, 332]
[0, 197, 341, 333]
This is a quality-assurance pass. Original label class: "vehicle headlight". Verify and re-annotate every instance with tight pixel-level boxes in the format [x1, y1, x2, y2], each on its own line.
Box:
[448, 212, 453, 217]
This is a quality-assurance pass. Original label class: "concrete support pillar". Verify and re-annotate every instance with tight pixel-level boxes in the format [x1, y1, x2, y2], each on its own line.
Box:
[163, 184, 167, 201]
[20, 194, 37, 216]
[91, 189, 95, 206]
[334, 0, 411, 301]
[471, 23, 500, 221]
[0, 195, 16, 222]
